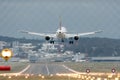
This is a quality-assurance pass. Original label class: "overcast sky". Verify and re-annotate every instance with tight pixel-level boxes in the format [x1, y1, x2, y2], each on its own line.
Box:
[0, 0, 120, 39]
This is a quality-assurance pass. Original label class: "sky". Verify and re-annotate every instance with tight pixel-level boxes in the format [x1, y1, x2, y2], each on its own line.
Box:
[0, 0, 120, 39]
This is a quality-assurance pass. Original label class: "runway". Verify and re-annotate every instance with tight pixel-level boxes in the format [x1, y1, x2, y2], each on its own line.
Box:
[0, 62, 120, 80]
[22, 63, 73, 75]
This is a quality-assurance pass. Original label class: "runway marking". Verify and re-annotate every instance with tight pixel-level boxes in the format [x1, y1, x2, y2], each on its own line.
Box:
[45, 64, 50, 75]
[62, 65, 80, 74]
[18, 65, 30, 74]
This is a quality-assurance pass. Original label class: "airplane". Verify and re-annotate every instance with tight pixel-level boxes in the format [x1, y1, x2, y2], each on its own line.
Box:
[20, 19, 102, 44]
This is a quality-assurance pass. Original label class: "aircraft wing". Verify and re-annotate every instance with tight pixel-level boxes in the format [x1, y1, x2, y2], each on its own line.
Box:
[66, 30, 103, 38]
[20, 30, 56, 37]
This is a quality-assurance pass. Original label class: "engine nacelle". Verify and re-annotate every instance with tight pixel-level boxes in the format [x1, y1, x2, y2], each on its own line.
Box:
[45, 36, 50, 41]
[74, 36, 79, 40]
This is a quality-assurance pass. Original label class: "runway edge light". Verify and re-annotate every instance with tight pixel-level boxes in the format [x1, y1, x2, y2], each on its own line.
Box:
[0, 48, 13, 61]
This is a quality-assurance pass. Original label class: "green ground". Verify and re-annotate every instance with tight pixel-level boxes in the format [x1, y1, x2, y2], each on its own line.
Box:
[63, 62, 120, 73]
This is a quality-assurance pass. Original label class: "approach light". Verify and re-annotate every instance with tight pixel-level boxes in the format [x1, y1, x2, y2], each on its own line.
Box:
[0, 48, 13, 61]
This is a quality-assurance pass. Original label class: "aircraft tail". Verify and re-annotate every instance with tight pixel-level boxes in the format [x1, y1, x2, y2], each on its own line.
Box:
[59, 16, 62, 30]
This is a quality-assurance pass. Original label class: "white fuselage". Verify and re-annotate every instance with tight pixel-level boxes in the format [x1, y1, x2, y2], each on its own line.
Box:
[56, 27, 67, 39]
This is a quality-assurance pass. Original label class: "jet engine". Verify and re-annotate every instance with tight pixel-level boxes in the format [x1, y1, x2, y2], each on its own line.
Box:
[74, 36, 79, 40]
[45, 36, 50, 41]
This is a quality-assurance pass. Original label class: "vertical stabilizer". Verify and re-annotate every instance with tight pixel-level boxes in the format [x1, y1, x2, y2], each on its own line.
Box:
[59, 16, 62, 30]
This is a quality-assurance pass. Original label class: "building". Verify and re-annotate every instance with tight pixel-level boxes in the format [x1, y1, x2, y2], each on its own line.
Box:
[91, 57, 120, 62]
[72, 52, 86, 62]
[0, 41, 7, 50]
